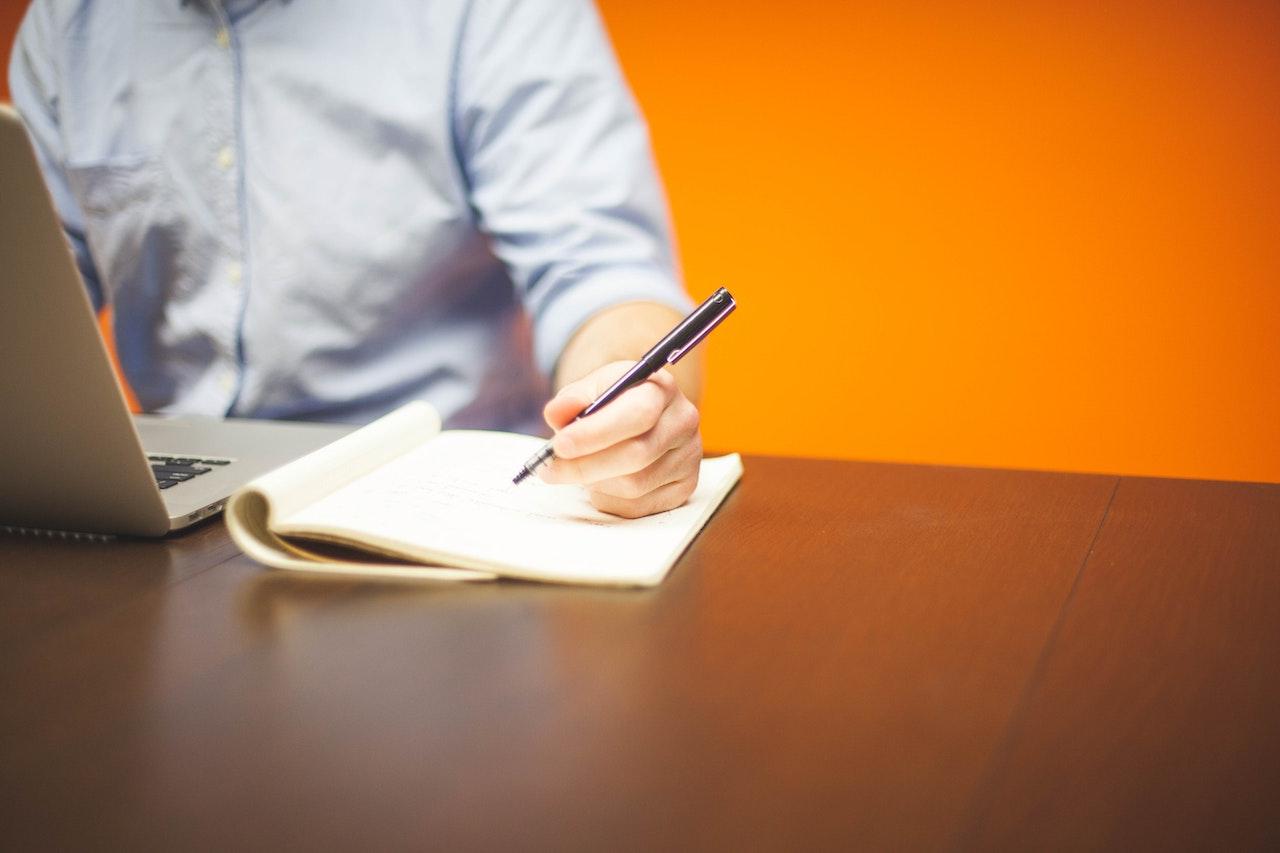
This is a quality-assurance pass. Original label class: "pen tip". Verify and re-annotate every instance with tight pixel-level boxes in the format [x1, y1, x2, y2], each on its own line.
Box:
[512, 468, 530, 486]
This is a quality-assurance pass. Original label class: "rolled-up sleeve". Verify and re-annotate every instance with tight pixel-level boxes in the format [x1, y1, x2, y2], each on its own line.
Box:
[451, 0, 692, 376]
[8, 0, 107, 311]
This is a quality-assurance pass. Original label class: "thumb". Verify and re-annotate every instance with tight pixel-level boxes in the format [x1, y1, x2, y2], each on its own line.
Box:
[543, 361, 633, 431]
[543, 386, 593, 432]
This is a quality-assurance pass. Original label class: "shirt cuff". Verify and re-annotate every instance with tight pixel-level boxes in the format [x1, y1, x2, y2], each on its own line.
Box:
[530, 268, 695, 378]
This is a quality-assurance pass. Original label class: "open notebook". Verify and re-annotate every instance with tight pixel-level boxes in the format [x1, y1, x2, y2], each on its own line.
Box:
[226, 402, 743, 587]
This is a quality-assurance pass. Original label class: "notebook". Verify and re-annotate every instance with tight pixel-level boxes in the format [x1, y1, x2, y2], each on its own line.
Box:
[227, 402, 743, 586]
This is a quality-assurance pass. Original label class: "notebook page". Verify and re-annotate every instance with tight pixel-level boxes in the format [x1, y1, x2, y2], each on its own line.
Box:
[225, 402, 497, 581]
[246, 400, 440, 520]
[276, 430, 743, 586]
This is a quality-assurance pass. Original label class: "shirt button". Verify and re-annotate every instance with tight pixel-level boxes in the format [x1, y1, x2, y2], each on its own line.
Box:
[217, 146, 235, 171]
[216, 28, 231, 49]
[228, 262, 243, 286]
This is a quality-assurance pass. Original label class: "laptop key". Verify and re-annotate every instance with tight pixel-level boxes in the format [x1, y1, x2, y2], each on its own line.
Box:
[149, 455, 232, 466]
[151, 464, 210, 476]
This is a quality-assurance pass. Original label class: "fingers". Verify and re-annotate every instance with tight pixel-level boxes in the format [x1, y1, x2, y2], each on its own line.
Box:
[543, 384, 696, 480]
[544, 368, 679, 458]
[554, 420, 701, 517]
[587, 466, 701, 519]
[538, 362, 702, 517]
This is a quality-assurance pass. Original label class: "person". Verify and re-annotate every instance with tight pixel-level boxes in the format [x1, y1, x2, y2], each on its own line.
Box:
[9, 0, 705, 519]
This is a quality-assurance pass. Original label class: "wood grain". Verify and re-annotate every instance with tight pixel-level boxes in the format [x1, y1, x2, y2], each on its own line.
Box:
[0, 520, 237, 648]
[0, 457, 1115, 850]
[966, 476, 1280, 850]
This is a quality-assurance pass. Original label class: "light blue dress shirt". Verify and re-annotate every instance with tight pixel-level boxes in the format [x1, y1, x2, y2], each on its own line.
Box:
[9, 0, 689, 431]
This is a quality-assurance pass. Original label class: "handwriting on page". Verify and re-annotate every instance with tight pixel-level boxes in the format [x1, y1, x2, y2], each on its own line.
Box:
[288, 431, 663, 536]
[280, 429, 704, 582]
[366, 455, 617, 528]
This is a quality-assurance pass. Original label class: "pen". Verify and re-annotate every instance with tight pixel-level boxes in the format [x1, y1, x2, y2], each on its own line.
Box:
[512, 287, 737, 486]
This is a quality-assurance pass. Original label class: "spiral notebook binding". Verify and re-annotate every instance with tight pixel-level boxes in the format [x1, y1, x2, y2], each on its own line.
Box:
[0, 524, 116, 543]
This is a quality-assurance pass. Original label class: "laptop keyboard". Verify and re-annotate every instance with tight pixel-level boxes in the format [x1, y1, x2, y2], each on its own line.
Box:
[148, 454, 233, 490]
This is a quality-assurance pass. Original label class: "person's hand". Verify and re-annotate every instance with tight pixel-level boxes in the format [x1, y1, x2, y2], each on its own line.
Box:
[539, 361, 702, 518]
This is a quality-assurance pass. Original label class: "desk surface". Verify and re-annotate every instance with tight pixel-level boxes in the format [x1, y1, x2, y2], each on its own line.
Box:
[2, 457, 1277, 850]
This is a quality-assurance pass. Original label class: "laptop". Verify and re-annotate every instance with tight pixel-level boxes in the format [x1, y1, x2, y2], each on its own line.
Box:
[0, 105, 354, 537]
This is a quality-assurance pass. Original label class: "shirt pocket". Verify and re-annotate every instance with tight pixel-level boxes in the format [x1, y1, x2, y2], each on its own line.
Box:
[63, 156, 176, 300]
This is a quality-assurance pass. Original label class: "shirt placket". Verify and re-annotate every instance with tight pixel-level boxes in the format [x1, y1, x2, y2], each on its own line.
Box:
[207, 1, 248, 414]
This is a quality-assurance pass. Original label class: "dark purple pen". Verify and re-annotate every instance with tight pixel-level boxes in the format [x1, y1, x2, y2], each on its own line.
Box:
[512, 287, 737, 486]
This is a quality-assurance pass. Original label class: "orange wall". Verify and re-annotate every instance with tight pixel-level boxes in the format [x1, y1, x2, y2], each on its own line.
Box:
[597, 0, 1280, 483]
[5, 2, 1279, 483]
[1, 2, 23, 100]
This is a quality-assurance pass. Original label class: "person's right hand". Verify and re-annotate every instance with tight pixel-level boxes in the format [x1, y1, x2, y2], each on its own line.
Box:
[538, 361, 702, 519]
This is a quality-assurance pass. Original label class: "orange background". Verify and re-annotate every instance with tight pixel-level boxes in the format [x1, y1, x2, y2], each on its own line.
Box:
[5, 1, 1278, 483]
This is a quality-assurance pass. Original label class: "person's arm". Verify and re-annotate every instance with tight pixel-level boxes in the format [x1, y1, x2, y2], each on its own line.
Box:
[8, 0, 107, 311]
[453, 0, 703, 517]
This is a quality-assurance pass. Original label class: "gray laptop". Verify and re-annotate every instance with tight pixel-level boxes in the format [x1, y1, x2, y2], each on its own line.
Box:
[0, 105, 353, 537]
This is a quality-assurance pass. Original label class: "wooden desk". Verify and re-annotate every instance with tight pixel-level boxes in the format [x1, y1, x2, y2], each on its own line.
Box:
[2, 457, 1277, 850]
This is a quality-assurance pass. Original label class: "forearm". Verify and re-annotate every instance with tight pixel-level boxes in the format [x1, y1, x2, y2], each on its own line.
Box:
[553, 301, 705, 404]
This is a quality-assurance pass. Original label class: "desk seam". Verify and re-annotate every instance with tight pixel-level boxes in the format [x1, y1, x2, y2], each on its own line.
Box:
[951, 475, 1122, 852]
